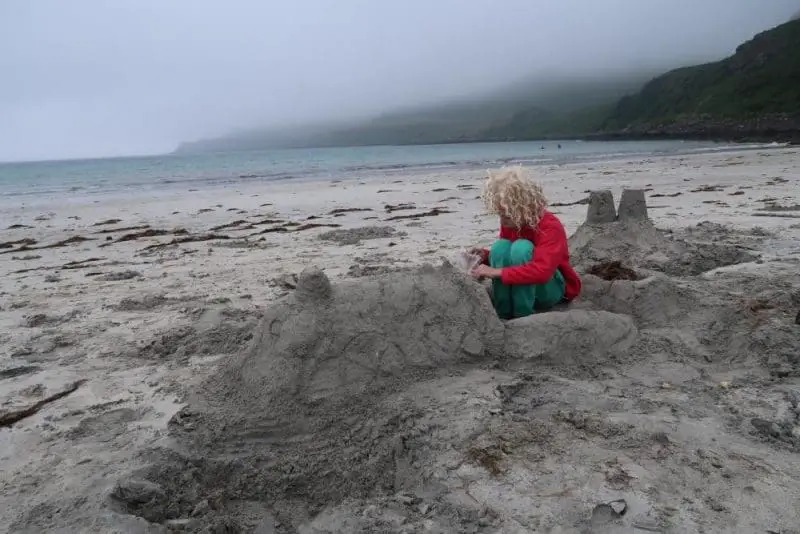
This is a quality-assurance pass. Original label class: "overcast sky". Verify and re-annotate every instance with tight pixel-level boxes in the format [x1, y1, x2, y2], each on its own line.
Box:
[1, 0, 797, 162]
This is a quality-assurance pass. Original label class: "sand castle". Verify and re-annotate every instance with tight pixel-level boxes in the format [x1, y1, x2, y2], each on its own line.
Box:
[571, 189, 756, 276]
[105, 191, 800, 533]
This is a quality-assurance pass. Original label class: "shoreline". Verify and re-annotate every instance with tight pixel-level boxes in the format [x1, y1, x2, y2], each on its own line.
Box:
[583, 131, 800, 145]
[172, 131, 798, 156]
[3, 147, 797, 231]
[1, 140, 785, 207]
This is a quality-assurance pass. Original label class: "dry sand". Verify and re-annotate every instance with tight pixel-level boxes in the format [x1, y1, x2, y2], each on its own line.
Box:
[1, 147, 799, 533]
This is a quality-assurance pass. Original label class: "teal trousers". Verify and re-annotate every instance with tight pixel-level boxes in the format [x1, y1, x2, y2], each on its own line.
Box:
[489, 239, 566, 319]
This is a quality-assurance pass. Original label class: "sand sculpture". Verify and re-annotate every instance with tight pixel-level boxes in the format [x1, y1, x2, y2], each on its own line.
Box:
[103, 191, 800, 534]
[585, 189, 618, 224]
[571, 189, 756, 275]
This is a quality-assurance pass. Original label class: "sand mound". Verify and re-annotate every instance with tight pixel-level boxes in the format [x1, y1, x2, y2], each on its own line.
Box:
[114, 262, 655, 529]
[570, 190, 757, 275]
[504, 309, 638, 362]
[110, 264, 512, 526]
[183, 263, 505, 440]
[104, 192, 800, 533]
[576, 270, 800, 364]
[575, 273, 696, 328]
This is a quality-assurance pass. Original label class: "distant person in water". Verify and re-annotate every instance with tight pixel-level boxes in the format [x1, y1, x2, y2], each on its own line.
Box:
[470, 166, 581, 319]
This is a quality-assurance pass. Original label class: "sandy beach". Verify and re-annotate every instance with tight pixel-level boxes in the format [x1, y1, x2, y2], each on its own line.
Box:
[1, 147, 800, 533]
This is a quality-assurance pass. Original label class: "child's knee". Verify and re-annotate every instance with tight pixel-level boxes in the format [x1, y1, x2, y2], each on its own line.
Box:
[508, 239, 534, 265]
[489, 239, 512, 264]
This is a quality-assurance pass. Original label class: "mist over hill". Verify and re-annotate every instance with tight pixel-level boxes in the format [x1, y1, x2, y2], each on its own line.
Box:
[175, 68, 662, 153]
[176, 16, 800, 154]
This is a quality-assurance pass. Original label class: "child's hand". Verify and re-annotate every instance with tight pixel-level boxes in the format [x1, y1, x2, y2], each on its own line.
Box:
[469, 247, 489, 263]
[471, 265, 501, 280]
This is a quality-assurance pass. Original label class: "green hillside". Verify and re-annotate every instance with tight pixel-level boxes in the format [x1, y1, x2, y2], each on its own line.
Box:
[600, 18, 800, 135]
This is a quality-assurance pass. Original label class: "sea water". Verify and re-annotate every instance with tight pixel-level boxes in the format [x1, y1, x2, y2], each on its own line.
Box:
[0, 140, 773, 205]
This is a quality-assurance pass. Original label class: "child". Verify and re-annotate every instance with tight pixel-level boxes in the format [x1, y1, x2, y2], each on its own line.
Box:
[470, 166, 581, 319]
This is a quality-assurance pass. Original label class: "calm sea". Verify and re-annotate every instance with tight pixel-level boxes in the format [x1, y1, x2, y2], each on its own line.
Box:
[0, 140, 773, 202]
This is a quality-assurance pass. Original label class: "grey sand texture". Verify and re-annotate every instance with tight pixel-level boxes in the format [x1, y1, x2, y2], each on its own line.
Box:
[66, 190, 800, 534]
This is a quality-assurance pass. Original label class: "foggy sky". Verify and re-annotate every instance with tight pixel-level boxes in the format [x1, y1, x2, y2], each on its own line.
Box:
[1, 0, 797, 162]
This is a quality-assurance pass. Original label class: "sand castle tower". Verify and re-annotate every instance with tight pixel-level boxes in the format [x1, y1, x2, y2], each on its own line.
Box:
[585, 188, 648, 224]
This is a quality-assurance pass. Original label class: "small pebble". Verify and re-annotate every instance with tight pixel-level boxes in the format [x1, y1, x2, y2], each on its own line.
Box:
[395, 493, 415, 505]
[165, 518, 191, 529]
[191, 499, 210, 517]
[362, 505, 378, 517]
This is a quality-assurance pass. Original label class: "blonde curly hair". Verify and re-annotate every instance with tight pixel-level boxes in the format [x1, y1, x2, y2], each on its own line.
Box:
[482, 165, 548, 228]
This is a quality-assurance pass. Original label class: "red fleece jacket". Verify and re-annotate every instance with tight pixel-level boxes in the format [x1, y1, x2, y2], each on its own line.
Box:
[482, 211, 581, 301]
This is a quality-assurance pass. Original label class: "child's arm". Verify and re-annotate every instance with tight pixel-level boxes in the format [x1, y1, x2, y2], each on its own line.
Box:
[499, 219, 565, 285]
